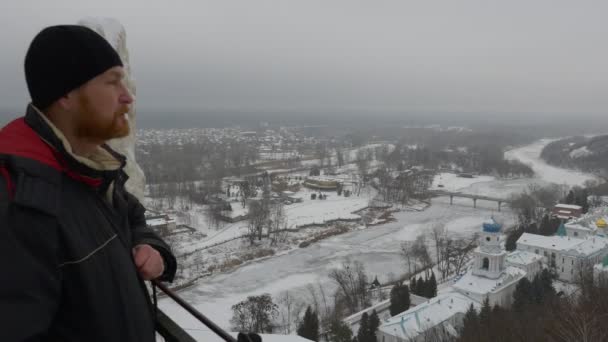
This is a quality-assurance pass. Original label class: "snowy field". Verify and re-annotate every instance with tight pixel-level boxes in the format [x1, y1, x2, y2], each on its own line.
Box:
[431, 173, 495, 192]
[160, 199, 517, 335]
[175, 186, 377, 253]
[159, 138, 599, 338]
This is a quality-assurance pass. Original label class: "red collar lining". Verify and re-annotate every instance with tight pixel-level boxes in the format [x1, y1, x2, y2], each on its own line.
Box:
[0, 118, 103, 188]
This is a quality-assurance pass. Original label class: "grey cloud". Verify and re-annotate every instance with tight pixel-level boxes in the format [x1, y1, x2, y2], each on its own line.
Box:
[1, 0, 606, 118]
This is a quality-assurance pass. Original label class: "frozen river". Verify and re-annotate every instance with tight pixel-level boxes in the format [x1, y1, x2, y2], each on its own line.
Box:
[160, 139, 598, 335]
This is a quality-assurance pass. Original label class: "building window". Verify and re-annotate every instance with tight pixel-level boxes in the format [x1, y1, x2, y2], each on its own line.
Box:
[535, 249, 539, 254]
[571, 260, 574, 265]
[561, 267, 564, 273]
[482, 258, 489, 270]
[486, 237, 491, 242]
[562, 258, 565, 264]
[574, 232, 579, 237]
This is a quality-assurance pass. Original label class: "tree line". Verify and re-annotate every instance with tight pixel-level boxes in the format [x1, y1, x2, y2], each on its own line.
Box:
[457, 267, 608, 342]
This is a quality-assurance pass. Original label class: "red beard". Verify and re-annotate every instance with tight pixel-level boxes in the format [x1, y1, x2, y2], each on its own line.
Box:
[75, 95, 130, 142]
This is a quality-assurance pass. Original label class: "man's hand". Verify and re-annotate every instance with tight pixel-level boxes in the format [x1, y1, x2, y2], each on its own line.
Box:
[132, 244, 164, 280]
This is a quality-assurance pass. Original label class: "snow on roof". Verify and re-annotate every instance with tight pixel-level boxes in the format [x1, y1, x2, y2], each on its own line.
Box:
[568, 207, 608, 229]
[378, 292, 478, 340]
[506, 250, 543, 266]
[573, 237, 608, 256]
[146, 218, 173, 227]
[452, 267, 525, 295]
[555, 204, 583, 210]
[343, 298, 390, 324]
[565, 223, 594, 232]
[517, 233, 608, 256]
[221, 205, 248, 218]
[517, 233, 584, 251]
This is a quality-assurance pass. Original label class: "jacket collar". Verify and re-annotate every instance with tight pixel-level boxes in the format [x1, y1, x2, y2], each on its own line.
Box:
[0, 104, 127, 190]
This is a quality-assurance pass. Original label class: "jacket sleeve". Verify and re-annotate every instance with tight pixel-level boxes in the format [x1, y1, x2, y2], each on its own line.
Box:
[126, 192, 177, 282]
[0, 191, 62, 341]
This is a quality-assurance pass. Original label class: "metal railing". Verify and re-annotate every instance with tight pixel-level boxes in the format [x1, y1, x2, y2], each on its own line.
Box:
[153, 280, 238, 342]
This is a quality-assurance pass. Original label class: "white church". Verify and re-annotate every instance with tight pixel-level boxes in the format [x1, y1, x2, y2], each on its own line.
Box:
[378, 219, 539, 342]
[451, 219, 532, 307]
[378, 209, 608, 341]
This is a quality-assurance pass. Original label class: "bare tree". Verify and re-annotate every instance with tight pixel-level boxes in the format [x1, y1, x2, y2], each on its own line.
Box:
[316, 142, 329, 168]
[328, 259, 370, 315]
[411, 234, 433, 278]
[447, 234, 478, 276]
[247, 200, 269, 244]
[430, 223, 448, 279]
[356, 148, 369, 180]
[239, 181, 255, 208]
[400, 241, 416, 276]
[206, 203, 225, 230]
[336, 148, 345, 167]
[277, 290, 300, 334]
[230, 294, 279, 333]
[268, 202, 287, 245]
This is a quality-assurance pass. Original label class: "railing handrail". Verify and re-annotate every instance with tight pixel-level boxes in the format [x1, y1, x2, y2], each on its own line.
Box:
[153, 280, 238, 342]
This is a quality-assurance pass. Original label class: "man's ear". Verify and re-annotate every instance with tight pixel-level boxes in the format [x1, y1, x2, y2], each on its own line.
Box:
[56, 90, 78, 111]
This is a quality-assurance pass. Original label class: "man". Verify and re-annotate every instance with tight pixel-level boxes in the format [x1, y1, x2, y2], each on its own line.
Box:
[0, 25, 177, 341]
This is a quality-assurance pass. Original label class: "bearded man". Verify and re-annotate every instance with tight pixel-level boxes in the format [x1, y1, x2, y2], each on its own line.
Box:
[0, 25, 176, 342]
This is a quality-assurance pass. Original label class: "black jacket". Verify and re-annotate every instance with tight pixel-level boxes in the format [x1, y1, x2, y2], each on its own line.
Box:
[0, 105, 177, 342]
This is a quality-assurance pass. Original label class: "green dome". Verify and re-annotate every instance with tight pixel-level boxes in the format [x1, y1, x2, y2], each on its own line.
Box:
[556, 223, 567, 237]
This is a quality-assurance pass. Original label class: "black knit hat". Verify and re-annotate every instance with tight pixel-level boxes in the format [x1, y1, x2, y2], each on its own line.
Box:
[24, 25, 123, 110]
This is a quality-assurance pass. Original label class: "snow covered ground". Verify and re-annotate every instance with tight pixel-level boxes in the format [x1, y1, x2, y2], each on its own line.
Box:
[287, 187, 374, 226]
[160, 200, 517, 331]
[175, 186, 377, 253]
[159, 138, 598, 337]
[504, 139, 599, 187]
[431, 172, 495, 192]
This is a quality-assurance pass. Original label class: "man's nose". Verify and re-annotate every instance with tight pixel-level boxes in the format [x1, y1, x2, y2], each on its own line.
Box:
[119, 87, 135, 104]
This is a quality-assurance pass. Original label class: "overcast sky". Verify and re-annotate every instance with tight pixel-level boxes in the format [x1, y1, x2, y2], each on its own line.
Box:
[1, 0, 606, 117]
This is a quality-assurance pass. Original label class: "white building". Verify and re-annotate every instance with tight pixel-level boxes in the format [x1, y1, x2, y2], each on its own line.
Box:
[505, 251, 543, 280]
[452, 219, 526, 307]
[146, 215, 177, 237]
[377, 292, 479, 342]
[343, 293, 428, 335]
[563, 206, 608, 238]
[593, 255, 608, 284]
[516, 233, 608, 282]
[379, 219, 528, 341]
